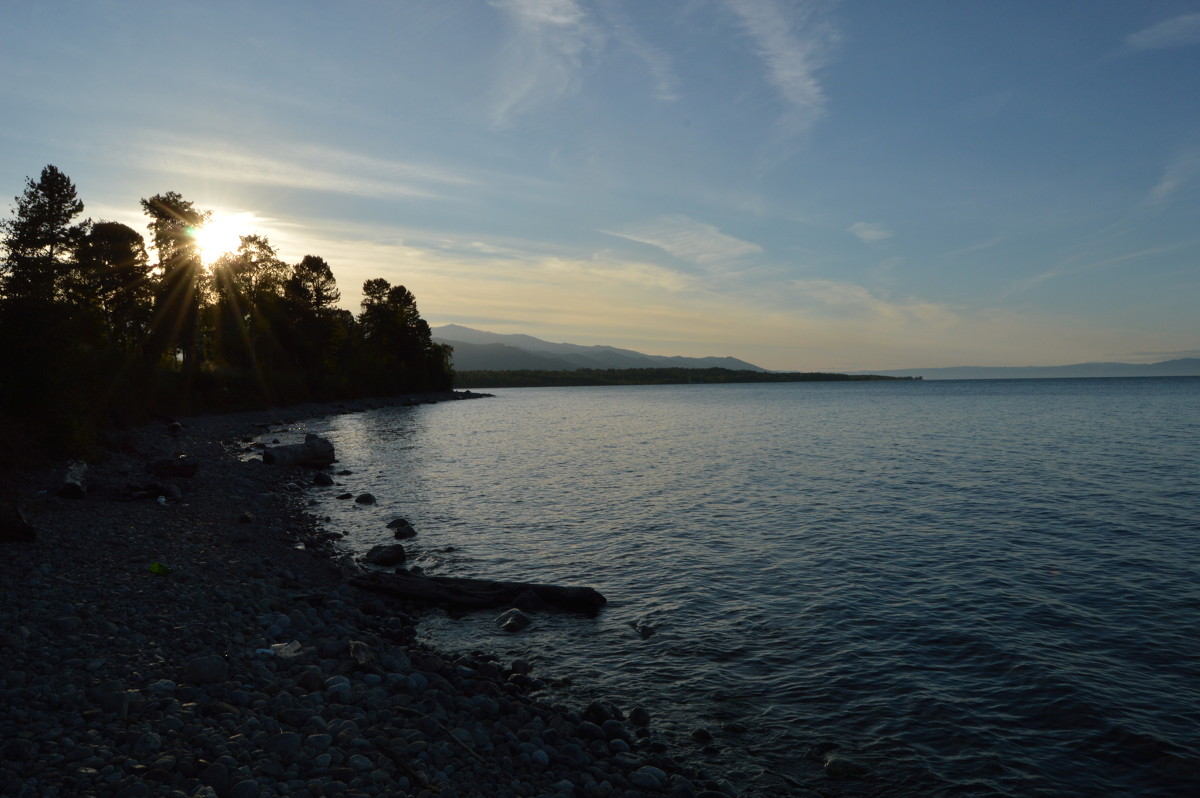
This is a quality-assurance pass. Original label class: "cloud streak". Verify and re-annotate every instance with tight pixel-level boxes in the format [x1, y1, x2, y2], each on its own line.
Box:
[847, 221, 893, 243]
[132, 135, 474, 200]
[724, 0, 839, 135]
[488, 0, 603, 127]
[1147, 147, 1200, 205]
[604, 214, 763, 264]
[1124, 12, 1200, 52]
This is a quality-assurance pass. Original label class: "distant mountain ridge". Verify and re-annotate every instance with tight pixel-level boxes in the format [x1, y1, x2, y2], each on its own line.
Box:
[432, 324, 766, 372]
[851, 358, 1200, 380]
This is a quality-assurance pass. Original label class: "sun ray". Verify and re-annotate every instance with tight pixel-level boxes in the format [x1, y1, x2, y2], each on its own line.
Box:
[189, 211, 259, 265]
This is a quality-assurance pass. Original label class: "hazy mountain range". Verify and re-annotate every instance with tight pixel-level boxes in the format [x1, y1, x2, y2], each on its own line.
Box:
[433, 326, 1199, 379]
[850, 359, 1200, 380]
[431, 325, 765, 372]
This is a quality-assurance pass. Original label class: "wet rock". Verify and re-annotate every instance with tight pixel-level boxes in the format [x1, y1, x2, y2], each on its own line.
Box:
[336, 493, 353, 500]
[496, 608, 532, 633]
[313, 472, 334, 486]
[363, 543, 406, 566]
[825, 754, 868, 779]
[354, 492, 376, 504]
[387, 517, 417, 539]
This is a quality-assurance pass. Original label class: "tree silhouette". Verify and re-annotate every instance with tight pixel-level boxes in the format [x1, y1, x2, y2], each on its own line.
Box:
[0, 165, 88, 306]
[73, 221, 153, 351]
[140, 192, 209, 372]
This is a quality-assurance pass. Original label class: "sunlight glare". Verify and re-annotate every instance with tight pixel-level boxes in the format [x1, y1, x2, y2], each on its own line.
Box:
[189, 211, 258, 265]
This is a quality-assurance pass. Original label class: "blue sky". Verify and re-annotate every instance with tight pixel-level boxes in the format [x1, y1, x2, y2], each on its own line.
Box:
[2, 0, 1198, 370]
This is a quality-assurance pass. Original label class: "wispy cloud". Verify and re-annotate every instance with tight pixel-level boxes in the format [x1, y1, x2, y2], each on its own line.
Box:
[724, 0, 840, 135]
[1124, 12, 1200, 52]
[133, 135, 474, 200]
[488, 0, 603, 127]
[600, 2, 680, 102]
[1147, 147, 1200, 205]
[603, 214, 763, 264]
[1003, 243, 1188, 298]
[847, 221, 893, 243]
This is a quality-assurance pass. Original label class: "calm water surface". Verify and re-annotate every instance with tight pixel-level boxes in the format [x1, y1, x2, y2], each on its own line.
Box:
[300, 378, 1200, 796]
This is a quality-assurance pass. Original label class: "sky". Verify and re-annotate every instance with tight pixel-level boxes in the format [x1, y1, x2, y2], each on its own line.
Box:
[2, 0, 1198, 371]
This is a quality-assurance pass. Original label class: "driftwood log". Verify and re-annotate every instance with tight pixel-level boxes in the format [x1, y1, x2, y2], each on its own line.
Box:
[263, 434, 336, 468]
[350, 570, 607, 615]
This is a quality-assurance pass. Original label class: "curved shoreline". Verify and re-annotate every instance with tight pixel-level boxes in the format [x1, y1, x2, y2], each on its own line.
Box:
[0, 396, 737, 798]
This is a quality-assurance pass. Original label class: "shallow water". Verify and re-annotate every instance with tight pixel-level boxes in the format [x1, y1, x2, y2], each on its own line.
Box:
[300, 378, 1200, 796]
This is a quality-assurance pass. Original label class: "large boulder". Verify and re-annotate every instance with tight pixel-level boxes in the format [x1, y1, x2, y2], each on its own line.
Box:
[262, 434, 335, 468]
[362, 543, 406, 567]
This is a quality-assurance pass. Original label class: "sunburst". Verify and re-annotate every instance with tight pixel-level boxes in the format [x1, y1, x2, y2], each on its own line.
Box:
[189, 211, 258, 266]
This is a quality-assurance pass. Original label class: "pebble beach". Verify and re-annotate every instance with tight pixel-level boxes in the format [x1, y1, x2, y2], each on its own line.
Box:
[0, 395, 739, 798]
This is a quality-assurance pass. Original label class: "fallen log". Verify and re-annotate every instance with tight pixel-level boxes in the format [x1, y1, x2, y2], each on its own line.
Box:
[263, 434, 336, 468]
[350, 570, 607, 615]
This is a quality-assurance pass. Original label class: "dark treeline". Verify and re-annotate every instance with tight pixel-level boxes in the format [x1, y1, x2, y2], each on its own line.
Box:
[0, 165, 452, 460]
[454, 368, 917, 389]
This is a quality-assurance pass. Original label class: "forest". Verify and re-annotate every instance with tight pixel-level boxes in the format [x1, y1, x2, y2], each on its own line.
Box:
[454, 368, 917, 388]
[0, 165, 452, 460]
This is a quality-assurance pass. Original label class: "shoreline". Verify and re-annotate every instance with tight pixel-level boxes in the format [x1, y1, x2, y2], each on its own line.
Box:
[0, 394, 737, 798]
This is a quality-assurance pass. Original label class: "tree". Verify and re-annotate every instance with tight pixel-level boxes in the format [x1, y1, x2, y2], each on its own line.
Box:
[140, 192, 209, 370]
[0, 165, 88, 305]
[354, 277, 451, 392]
[287, 255, 340, 310]
[73, 221, 153, 350]
[209, 234, 290, 373]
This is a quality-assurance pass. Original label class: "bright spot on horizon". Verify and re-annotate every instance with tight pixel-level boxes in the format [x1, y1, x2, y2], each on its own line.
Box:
[189, 211, 258, 265]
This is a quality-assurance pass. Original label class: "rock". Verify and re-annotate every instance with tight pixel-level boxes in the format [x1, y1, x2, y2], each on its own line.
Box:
[387, 518, 417, 539]
[167, 421, 183, 436]
[60, 460, 88, 498]
[336, 492, 353, 500]
[362, 544, 406, 566]
[347, 640, 376, 667]
[0, 504, 35, 542]
[630, 765, 668, 790]
[183, 655, 229, 684]
[131, 732, 162, 759]
[262, 434, 335, 468]
[264, 732, 302, 758]
[313, 472, 334, 486]
[629, 707, 651, 727]
[496, 608, 532, 633]
[824, 754, 868, 779]
[354, 492, 376, 504]
[147, 456, 199, 478]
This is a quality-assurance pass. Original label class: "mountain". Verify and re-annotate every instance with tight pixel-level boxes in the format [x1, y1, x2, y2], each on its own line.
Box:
[432, 324, 766, 372]
[850, 358, 1200, 380]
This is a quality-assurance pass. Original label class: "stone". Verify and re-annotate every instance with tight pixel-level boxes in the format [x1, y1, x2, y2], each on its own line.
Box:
[354, 492, 376, 504]
[262, 434, 336, 468]
[264, 732, 302, 759]
[313, 472, 334, 486]
[60, 460, 88, 498]
[183, 655, 229, 684]
[147, 456, 199, 478]
[630, 765, 667, 790]
[363, 543, 406, 566]
[824, 754, 868, 779]
[496, 608, 532, 633]
[387, 518, 417, 539]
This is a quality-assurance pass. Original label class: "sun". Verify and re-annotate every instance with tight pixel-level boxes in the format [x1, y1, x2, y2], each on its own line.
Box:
[189, 211, 257, 266]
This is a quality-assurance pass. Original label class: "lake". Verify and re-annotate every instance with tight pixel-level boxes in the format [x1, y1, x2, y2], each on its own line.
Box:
[301, 378, 1200, 796]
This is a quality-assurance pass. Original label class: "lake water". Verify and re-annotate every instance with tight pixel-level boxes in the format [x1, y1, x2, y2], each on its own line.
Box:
[301, 378, 1200, 796]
